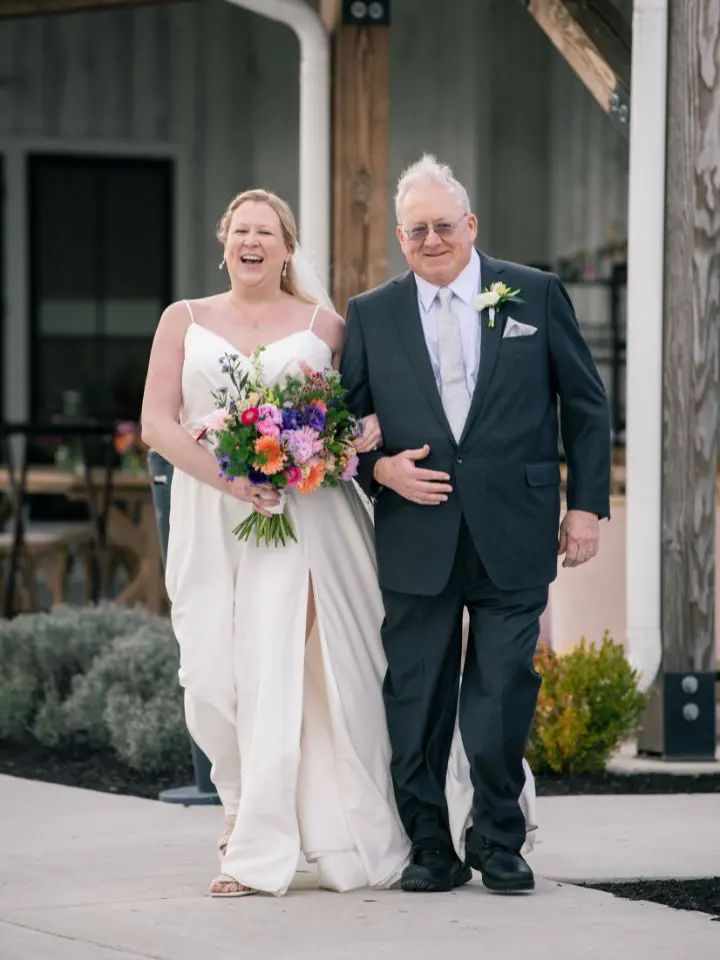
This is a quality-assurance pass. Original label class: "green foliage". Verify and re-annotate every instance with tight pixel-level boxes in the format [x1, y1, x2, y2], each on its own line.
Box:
[528, 633, 647, 775]
[0, 604, 185, 773]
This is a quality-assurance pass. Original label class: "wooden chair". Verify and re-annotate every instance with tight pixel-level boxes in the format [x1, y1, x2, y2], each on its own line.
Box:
[0, 523, 94, 612]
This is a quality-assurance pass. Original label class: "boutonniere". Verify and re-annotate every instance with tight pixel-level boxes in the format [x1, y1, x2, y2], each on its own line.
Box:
[474, 282, 523, 328]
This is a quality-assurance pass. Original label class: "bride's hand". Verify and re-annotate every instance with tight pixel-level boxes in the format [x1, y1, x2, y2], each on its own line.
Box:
[226, 477, 280, 518]
[355, 414, 383, 453]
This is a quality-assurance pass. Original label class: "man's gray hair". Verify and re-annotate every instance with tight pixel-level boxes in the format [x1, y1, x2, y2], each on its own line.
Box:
[394, 154, 471, 223]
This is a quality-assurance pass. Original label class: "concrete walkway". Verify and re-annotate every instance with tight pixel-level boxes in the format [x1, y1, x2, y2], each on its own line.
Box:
[0, 775, 718, 959]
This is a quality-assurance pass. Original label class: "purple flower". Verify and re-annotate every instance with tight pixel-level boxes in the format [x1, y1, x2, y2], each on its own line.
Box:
[282, 426, 321, 465]
[302, 405, 326, 431]
[248, 468, 268, 485]
[282, 408, 301, 430]
[216, 453, 232, 480]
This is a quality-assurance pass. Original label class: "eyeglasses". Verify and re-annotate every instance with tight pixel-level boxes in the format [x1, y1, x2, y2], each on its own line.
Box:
[402, 214, 468, 244]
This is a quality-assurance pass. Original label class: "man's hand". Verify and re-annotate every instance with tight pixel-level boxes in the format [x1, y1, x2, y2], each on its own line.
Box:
[374, 445, 452, 505]
[558, 509, 600, 567]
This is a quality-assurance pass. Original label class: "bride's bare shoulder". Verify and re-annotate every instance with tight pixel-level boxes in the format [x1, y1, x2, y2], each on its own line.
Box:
[311, 306, 345, 350]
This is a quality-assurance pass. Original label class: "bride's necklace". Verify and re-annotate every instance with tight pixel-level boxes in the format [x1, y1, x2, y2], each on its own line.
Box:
[227, 292, 282, 330]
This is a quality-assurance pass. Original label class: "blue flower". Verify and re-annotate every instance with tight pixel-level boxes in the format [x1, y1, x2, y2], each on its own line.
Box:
[248, 468, 268, 486]
[302, 405, 326, 431]
[282, 408, 301, 430]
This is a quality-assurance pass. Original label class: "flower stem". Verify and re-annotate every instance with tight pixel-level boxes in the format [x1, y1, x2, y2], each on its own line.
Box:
[233, 510, 297, 547]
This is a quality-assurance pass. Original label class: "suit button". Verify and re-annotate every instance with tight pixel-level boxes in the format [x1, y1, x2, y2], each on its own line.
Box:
[455, 456, 463, 465]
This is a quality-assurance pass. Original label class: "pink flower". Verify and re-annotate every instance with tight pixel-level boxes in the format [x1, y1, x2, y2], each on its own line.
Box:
[284, 466, 302, 487]
[258, 403, 282, 426]
[341, 453, 359, 481]
[255, 402, 282, 436]
[256, 419, 281, 437]
[205, 409, 232, 432]
[241, 407, 259, 426]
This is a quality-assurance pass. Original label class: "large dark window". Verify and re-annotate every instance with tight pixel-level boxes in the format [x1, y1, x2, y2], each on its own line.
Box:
[28, 155, 173, 425]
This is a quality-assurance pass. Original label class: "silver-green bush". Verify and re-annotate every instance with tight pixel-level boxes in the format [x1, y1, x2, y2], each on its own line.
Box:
[0, 604, 186, 773]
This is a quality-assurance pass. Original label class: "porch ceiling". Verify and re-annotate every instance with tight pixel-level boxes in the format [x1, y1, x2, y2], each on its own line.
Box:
[522, 0, 632, 136]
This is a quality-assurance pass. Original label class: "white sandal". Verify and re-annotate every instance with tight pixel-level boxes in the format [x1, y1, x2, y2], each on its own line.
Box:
[208, 874, 257, 898]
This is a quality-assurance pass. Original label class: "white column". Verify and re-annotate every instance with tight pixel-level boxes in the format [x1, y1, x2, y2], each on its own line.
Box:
[221, 0, 330, 287]
[625, 0, 668, 692]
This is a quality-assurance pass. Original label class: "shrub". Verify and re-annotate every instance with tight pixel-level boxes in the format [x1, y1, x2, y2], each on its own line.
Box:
[64, 624, 187, 772]
[527, 632, 647, 775]
[0, 603, 158, 743]
[0, 604, 185, 774]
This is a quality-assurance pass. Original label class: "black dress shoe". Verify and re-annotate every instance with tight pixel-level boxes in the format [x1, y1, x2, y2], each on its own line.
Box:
[465, 837, 535, 893]
[400, 848, 472, 893]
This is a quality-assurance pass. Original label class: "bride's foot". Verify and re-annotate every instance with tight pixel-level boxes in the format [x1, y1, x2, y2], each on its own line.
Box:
[208, 874, 257, 898]
[218, 813, 237, 860]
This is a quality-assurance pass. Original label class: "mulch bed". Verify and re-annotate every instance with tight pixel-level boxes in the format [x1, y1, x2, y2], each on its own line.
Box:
[3, 743, 720, 800]
[0, 742, 194, 800]
[583, 878, 720, 920]
[536, 769, 720, 796]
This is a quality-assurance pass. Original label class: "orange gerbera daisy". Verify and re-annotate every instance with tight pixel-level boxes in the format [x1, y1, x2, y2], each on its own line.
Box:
[297, 460, 325, 495]
[253, 436, 286, 475]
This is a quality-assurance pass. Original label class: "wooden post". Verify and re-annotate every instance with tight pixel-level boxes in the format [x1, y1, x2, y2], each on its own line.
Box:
[322, 0, 390, 315]
[640, 0, 720, 758]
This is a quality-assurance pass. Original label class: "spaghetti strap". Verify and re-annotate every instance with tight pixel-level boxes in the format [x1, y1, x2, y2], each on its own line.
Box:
[183, 299, 195, 324]
[309, 304, 321, 331]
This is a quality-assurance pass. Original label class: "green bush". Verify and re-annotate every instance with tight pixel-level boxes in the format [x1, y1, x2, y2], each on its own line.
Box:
[0, 604, 185, 773]
[527, 632, 647, 775]
[64, 624, 187, 773]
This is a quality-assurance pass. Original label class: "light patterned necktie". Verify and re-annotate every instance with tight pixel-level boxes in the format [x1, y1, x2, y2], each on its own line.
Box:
[437, 286, 471, 441]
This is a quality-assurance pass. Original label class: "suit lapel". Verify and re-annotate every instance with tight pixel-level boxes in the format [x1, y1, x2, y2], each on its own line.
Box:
[459, 252, 506, 442]
[390, 273, 454, 443]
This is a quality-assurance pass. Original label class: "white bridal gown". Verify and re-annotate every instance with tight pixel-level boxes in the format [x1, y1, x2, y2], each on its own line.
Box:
[165, 305, 537, 896]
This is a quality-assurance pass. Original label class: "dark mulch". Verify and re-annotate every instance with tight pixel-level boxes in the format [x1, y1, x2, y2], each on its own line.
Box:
[0, 741, 194, 800]
[2, 743, 720, 801]
[583, 878, 720, 919]
[536, 770, 720, 796]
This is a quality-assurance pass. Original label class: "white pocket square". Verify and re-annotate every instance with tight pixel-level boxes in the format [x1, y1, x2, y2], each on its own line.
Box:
[503, 317, 537, 339]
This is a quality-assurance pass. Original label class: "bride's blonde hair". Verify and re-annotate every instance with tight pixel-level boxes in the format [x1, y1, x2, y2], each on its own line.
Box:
[217, 189, 314, 304]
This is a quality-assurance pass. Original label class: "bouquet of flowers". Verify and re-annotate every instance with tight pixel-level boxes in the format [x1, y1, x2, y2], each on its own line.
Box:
[196, 347, 362, 546]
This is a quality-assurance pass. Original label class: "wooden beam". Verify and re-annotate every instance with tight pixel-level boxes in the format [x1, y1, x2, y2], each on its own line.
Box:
[0, 0, 175, 17]
[331, 23, 389, 315]
[523, 0, 631, 134]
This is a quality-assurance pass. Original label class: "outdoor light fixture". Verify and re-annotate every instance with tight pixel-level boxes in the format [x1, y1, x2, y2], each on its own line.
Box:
[343, 0, 390, 26]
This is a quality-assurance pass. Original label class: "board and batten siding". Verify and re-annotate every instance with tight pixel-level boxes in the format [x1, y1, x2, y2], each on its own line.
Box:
[0, 0, 302, 298]
[0, 0, 629, 389]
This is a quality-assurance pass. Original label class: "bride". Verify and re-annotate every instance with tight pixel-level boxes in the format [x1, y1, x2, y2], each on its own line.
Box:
[141, 188, 536, 898]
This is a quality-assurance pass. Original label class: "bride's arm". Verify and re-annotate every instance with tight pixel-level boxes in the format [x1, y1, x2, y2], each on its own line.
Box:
[140, 302, 236, 493]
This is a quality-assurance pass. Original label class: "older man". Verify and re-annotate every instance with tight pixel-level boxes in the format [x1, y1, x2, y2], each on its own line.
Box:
[340, 155, 611, 894]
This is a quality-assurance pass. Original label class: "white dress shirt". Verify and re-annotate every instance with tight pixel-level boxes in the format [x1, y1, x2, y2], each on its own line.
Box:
[413, 248, 482, 394]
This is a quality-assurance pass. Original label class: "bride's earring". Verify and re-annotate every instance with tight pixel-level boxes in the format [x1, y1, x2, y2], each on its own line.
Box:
[218, 257, 225, 270]
[282, 260, 288, 278]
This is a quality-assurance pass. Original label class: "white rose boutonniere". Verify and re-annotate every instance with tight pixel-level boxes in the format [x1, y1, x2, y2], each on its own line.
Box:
[475, 281, 523, 328]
